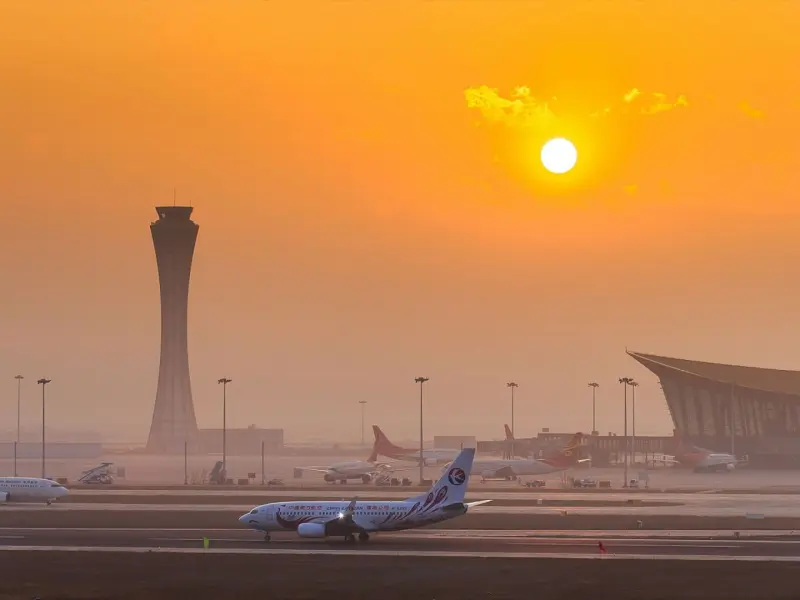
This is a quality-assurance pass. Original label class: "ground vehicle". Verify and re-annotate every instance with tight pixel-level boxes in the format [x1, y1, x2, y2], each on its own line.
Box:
[572, 477, 597, 488]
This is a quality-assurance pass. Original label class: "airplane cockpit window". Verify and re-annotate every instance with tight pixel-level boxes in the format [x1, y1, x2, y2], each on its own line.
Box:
[249, 509, 258, 515]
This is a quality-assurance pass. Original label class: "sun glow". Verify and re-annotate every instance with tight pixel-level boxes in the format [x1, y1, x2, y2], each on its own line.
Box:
[541, 138, 578, 174]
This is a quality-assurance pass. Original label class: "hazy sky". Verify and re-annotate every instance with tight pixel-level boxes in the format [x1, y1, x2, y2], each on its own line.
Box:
[2, 1, 799, 443]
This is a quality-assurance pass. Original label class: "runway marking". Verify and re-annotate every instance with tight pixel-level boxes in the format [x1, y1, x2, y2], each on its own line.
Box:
[148, 537, 741, 549]
[1, 545, 799, 561]
[3, 528, 800, 543]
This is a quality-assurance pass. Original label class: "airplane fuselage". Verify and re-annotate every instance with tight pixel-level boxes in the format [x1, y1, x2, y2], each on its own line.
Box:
[471, 459, 564, 478]
[299, 461, 394, 483]
[240, 498, 467, 536]
[388, 449, 459, 465]
[329, 461, 378, 475]
[691, 454, 737, 472]
[0, 477, 69, 503]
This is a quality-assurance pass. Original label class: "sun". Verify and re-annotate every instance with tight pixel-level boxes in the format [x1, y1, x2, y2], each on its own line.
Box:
[540, 138, 578, 174]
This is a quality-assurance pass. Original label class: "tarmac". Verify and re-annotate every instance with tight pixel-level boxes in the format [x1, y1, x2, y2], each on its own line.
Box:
[2, 502, 799, 599]
[4, 526, 800, 559]
[36, 488, 800, 517]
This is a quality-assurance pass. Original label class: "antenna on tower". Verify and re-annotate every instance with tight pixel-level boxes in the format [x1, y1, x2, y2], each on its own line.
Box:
[173, 188, 176, 207]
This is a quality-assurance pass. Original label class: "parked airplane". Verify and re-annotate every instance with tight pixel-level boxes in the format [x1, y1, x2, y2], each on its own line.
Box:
[369, 425, 460, 465]
[295, 459, 413, 484]
[447, 432, 590, 481]
[659, 430, 741, 473]
[240, 447, 489, 542]
[0, 477, 69, 504]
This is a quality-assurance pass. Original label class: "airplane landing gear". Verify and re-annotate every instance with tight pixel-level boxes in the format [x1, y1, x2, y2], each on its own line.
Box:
[46, 500, 52, 506]
[344, 534, 356, 543]
[263, 533, 271, 542]
[358, 532, 370, 542]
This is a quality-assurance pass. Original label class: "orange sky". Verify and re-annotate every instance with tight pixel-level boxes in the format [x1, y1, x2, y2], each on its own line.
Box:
[1, 1, 799, 443]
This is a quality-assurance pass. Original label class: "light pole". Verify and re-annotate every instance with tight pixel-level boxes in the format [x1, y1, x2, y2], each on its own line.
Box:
[217, 378, 232, 480]
[415, 377, 429, 484]
[14, 375, 23, 476]
[730, 382, 736, 456]
[618, 377, 633, 487]
[358, 400, 368, 446]
[506, 382, 518, 457]
[37, 378, 51, 479]
[588, 382, 599, 435]
[629, 380, 639, 465]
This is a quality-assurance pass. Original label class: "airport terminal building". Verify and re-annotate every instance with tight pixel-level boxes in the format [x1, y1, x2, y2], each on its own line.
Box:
[629, 351, 800, 467]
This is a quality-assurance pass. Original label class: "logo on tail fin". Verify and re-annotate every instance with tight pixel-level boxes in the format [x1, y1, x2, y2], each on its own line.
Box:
[448, 468, 466, 486]
[540, 433, 585, 468]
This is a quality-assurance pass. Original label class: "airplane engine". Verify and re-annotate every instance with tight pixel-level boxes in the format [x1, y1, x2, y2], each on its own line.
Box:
[297, 523, 327, 538]
[0, 492, 8, 503]
[361, 474, 372, 484]
[726, 463, 735, 471]
[323, 474, 336, 483]
[481, 470, 498, 479]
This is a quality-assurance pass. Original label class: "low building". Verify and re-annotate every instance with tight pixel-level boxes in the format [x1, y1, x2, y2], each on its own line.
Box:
[433, 435, 476, 449]
[197, 426, 284, 456]
[0, 442, 103, 459]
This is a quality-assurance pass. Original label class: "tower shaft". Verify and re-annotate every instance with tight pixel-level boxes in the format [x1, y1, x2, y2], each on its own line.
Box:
[147, 206, 199, 453]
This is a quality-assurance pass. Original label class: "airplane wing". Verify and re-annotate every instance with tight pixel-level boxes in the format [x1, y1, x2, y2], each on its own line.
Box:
[295, 467, 332, 473]
[380, 466, 417, 473]
[465, 499, 492, 508]
[576, 458, 592, 464]
[320, 498, 369, 532]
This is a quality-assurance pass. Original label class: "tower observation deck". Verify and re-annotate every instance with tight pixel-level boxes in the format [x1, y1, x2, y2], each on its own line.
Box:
[147, 206, 199, 453]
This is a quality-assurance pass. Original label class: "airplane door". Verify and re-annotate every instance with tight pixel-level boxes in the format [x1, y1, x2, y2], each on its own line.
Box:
[264, 505, 276, 523]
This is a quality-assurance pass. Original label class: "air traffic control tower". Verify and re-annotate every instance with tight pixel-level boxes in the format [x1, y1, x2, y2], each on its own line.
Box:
[147, 206, 200, 453]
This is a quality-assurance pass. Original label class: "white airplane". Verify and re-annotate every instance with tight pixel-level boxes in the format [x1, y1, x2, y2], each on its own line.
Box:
[0, 477, 69, 505]
[240, 447, 489, 542]
[370, 425, 460, 465]
[657, 430, 743, 473]
[295, 460, 413, 484]
[445, 433, 591, 481]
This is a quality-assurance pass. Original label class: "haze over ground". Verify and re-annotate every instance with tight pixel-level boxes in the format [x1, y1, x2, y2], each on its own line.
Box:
[1, 1, 798, 443]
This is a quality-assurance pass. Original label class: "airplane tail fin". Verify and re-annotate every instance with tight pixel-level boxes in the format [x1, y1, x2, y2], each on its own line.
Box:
[367, 444, 379, 463]
[504, 424, 514, 440]
[672, 429, 695, 453]
[409, 447, 476, 506]
[541, 433, 585, 468]
[565, 432, 583, 450]
[371, 425, 409, 459]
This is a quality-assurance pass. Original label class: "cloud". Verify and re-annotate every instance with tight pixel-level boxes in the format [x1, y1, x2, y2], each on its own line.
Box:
[594, 88, 689, 117]
[738, 101, 764, 120]
[623, 184, 638, 196]
[464, 85, 556, 128]
[464, 86, 693, 126]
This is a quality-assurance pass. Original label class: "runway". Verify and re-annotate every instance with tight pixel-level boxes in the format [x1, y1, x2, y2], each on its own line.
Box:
[57, 489, 800, 517]
[3, 527, 800, 559]
[9, 500, 799, 517]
